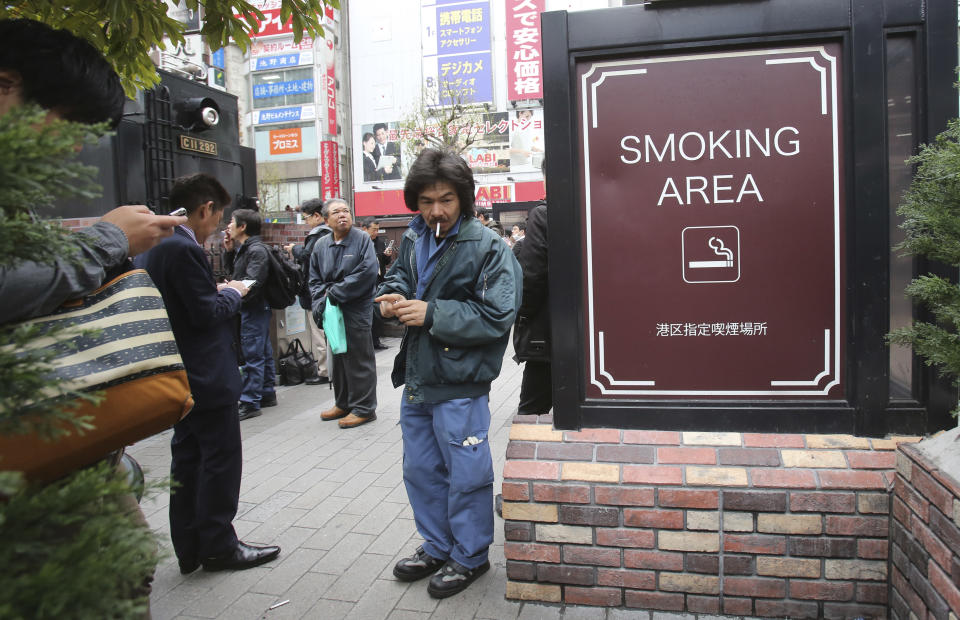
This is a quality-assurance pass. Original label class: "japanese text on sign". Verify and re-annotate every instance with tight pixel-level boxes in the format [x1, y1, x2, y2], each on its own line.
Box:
[253, 79, 314, 99]
[254, 53, 301, 70]
[269, 128, 302, 155]
[506, 0, 543, 101]
[655, 322, 769, 337]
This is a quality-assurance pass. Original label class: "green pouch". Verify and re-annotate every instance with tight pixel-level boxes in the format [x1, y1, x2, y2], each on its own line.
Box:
[322, 297, 347, 354]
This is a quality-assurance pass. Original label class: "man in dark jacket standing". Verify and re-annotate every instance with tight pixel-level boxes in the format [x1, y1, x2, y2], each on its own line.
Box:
[226, 208, 277, 420]
[136, 174, 280, 574]
[285, 198, 331, 383]
[513, 200, 551, 414]
[309, 198, 379, 429]
[376, 149, 522, 599]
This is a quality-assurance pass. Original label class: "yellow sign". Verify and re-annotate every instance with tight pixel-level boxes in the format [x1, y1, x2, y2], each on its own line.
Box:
[179, 135, 218, 156]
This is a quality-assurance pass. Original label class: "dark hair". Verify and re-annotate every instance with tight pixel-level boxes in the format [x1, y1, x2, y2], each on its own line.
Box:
[169, 173, 230, 214]
[360, 217, 377, 229]
[300, 197, 323, 217]
[514, 221, 526, 232]
[321, 197, 347, 219]
[373, 123, 388, 134]
[0, 19, 125, 127]
[231, 208, 261, 236]
[403, 148, 476, 218]
[362, 131, 374, 142]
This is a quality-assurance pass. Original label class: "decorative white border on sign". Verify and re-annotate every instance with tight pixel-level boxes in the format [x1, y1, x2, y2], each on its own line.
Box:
[581, 46, 841, 396]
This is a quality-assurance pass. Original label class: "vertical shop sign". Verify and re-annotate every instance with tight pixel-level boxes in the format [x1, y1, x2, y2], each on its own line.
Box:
[421, 0, 493, 105]
[505, 0, 543, 101]
[320, 140, 340, 199]
[326, 36, 337, 136]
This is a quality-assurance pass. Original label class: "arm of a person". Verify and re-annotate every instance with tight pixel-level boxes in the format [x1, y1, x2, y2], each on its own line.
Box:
[327, 236, 379, 304]
[428, 241, 523, 347]
[308, 244, 333, 324]
[242, 244, 271, 286]
[0, 221, 128, 324]
[167, 246, 242, 328]
[516, 205, 548, 318]
[289, 243, 306, 262]
[376, 238, 413, 299]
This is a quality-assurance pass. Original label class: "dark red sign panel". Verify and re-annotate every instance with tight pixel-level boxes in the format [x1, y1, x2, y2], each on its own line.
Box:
[578, 44, 844, 399]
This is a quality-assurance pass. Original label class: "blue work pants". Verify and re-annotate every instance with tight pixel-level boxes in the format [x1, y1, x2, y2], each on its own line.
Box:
[240, 302, 276, 406]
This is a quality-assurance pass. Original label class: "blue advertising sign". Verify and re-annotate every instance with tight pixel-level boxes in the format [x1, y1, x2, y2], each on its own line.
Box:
[435, 52, 492, 105]
[253, 79, 314, 99]
[435, 1, 490, 55]
[257, 107, 303, 124]
[210, 48, 225, 70]
[254, 53, 301, 71]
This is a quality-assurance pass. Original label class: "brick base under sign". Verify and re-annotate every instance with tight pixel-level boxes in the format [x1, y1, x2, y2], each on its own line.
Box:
[502, 414, 924, 617]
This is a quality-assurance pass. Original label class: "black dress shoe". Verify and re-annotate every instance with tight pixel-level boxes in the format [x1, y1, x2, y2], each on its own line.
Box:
[238, 402, 261, 421]
[201, 541, 281, 572]
[304, 376, 329, 385]
[178, 558, 199, 575]
[373, 342, 389, 350]
[260, 393, 278, 407]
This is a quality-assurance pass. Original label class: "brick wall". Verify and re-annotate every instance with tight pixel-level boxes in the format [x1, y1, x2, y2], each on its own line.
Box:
[261, 221, 310, 247]
[502, 414, 921, 618]
[890, 439, 960, 619]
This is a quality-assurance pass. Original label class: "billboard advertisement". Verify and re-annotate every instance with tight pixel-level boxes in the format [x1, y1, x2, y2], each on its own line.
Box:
[505, 0, 544, 101]
[421, 0, 493, 105]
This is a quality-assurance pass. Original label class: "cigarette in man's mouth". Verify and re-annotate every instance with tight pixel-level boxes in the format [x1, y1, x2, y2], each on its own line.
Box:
[436, 221, 440, 238]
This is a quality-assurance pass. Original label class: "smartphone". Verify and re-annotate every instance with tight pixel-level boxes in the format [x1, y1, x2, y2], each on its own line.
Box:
[387, 239, 395, 250]
[241, 279, 256, 288]
[169, 207, 187, 216]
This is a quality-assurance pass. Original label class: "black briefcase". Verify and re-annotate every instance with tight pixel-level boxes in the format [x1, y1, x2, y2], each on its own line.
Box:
[278, 338, 320, 386]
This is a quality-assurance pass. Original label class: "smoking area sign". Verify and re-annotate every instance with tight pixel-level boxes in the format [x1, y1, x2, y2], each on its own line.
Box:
[578, 45, 844, 398]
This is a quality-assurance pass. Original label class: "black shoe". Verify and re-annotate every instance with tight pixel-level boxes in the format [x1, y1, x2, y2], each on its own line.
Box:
[373, 342, 388, 350]
[260, 393, 277, 407]
[238, 402, 261, 420]
[305, 376, 329, 385]
[427, 559, 490, 598]
[393, 545, 445, 582]
[495, 493, 503, 518]
[178, 557, 199, 575]
[201, 541, 280, 572]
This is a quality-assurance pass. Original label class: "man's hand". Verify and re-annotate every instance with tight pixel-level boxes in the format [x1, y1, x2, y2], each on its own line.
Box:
[218, 280, 249, 297]
[101, 205, 186, 257]
[223, 231, 234, 251]
[392, 299, 428, 326]
[283, 243, 295, 254]
[374, 293, 406, 318]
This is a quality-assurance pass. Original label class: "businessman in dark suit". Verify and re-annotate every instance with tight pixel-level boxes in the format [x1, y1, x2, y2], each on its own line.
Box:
[373, 122, 402, 180]
[135, 173, 281, 574]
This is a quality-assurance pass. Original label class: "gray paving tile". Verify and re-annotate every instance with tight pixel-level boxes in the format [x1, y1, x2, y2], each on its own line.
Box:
[344, 578, 409, 620]
[564, 605, 609, 620]
[182, 565, 270, 618]
[331, 471, 381, 497]
[472, 566, 520, 620]
[293, 494, 351, 529]
[242, 490, 300, 523]
[287, 479, 342, 511]
[341, 482, 392, 516]
[310, 531, 376, 574]
[387, 611, 432, 620]
[367, 517, 419, 556]
[300, 512, 359, 550]
[302, 598, 355, 619]
[214, 591, 277, 620]
[516, 602, 563, 620]
[394, 578, 439, 613]
[251, 547, 326, 596]
[323, 552, 394, 601]
[609, 611, 653, 620]
[262, 571, 339, 619]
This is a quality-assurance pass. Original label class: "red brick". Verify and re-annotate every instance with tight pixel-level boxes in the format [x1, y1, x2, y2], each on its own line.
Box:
[930, 508, 960, 557]
[723, 490, 787, 511]
[504, 542, 560, 563]
[686, 553, 719, 574]
[755, 600, 819, 619]
[929, 560, 960, 615]
[724, 576, 786, 598]
[502, 481, 530, 501]
[564, 428, 621, 443]
[892, 494, 910, 526]
[790, 579, 854, 601]
[846, 450, 896, 469]
[687, 595, 720, 614]
[623, 465, 683, 485]
[895, 475, 931, 522]
[914, 514, 952, 571]
[788, 537, 856, 558]
[596, 528, 655, 548]
[623, 508, 683, 529]
[743, 433, 805, 448]
[596, 445, 655, 463]
[597, 568, 655, 590]
[913, 465, 956, 516]
[658, 446, 716, 464]
[595, 486, 655, 506]
[718, 447, 781, 466]
[857, 582, 888, 604]
[504, 461, 559, 480]
[724, 597, 754, 615]
[893, 565, 927, 619]
[506, 561, 536, 580]
[623, 430, 681, 445]
[723, 554, 755, 575]
[624, 591, 683, 611]
[825, 515, 888, 537]
[624, 549, 683, 570]
[789, 491, 856, 513]
[818, 470, 886, 489]
[752, 468, 817, 488]
[506, 441, 536, 459]
[559, 505, 619, 526]
[565, 586, 622, 606]
[857, 538, 888, 560]
[658, 489, 718, 509]
[563, 545, 621, 567]
[824, 602, 888, 619]
[537, 443, 595, 461]
[536, 563, 594, 585]
[532, 483, 591, 504]
[505, 521, 533, 541]
[724, 534, 786, 555]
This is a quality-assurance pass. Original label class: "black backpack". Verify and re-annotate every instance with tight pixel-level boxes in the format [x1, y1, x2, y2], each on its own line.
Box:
[263, 245, 303, 309]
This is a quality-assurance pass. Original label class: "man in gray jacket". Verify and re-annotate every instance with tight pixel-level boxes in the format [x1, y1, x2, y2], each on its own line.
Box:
[376, 149, 522, 599]
[309, 198, 379, 429]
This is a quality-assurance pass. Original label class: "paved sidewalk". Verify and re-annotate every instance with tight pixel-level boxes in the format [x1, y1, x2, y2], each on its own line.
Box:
[130, 338, 711, 620]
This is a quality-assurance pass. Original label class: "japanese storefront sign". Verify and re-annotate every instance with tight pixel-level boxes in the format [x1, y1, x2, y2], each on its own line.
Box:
[250, 35, 314, 58]
[505, 0, 543, 101]
[253, 105, 315, 125]
[237, 0, 297, 39]
[320, 140, 340, 199]
[252, 52, 313, 71]
[421, 0, 493, 105]
[325, 35, 337, 136]
[268, 128, 302, 155]
[579, 45, 844, 398]
[474, 184, 514, 209]
[253, 78, 313, 99]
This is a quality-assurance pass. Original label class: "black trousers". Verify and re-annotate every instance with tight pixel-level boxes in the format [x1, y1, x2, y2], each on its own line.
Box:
[518, 360, 552, 415]
[331, 318, 378, 417]
[169, 401, 242, 563]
